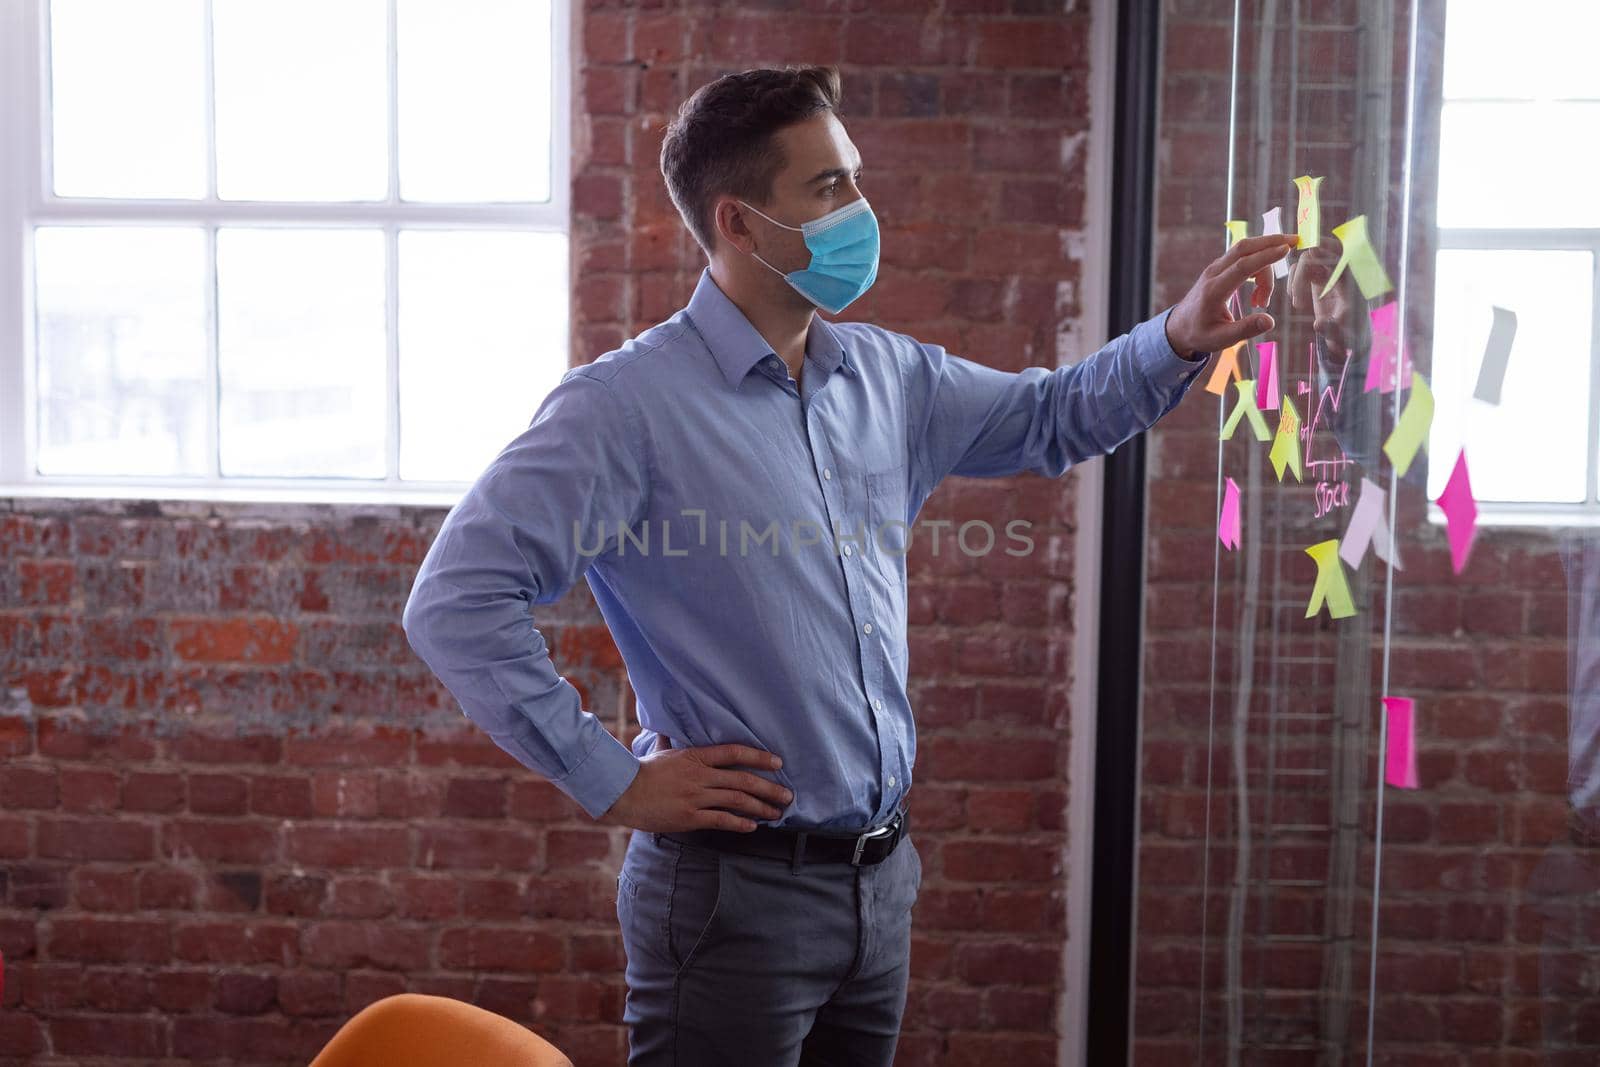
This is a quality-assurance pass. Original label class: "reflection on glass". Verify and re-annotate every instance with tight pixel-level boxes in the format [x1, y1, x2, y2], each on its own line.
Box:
[1427, 249, 1593, 504]
[397, 230, 568, 483]
[213, 0, 387, 202]
[397, 0, 553, 203]
[217, 228, 387, 478]
[49, 0, 207, 199]
[33, 226, 209, 476]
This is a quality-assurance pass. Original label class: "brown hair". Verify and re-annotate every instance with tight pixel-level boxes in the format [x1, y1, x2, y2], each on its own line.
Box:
[659, 66, 844, 258]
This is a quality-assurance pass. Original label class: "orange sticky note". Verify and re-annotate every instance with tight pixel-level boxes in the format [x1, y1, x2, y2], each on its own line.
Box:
[1205, 341, 1246, 396]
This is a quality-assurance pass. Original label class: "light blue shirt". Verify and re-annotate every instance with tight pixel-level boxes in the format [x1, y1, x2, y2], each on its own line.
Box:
[403, 266, 1207, 831]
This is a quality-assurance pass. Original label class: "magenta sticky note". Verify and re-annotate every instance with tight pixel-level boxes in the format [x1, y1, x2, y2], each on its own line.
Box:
[1219, 477, 1242, 550]
[1436, 449, 1478, 575]
[1255, 342, 1279, 411]
[1364, 301, 1410, 394]
[1383, 696, 1419, 789]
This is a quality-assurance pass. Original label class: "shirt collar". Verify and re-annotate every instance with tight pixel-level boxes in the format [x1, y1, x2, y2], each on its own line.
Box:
[685, 266, 854, 388]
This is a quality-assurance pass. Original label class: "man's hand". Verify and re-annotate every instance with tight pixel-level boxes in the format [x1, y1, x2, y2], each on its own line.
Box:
[1164, 234, 1299, 359]
[1288, 235, 1354, 355]
[596, 735, 794, 833]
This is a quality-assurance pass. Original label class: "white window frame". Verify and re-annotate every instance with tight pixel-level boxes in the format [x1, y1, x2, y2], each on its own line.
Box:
[1429, 229, 1600, 527]
[0, 0, 572, 506]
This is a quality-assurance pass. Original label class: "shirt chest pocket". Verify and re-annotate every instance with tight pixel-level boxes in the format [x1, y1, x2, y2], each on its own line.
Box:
[865, 464, 909, 565]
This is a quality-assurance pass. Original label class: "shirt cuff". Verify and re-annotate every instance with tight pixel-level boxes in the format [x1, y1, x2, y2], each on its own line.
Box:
[1134, 306, 1212, 389]
[546, 722, 643, 821]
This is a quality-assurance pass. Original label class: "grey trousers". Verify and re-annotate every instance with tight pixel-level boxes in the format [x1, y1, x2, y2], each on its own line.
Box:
[615, 823, 922, 1065]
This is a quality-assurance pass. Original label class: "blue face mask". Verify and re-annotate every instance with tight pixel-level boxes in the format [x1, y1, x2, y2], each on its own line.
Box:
[738, 196, 880, 314]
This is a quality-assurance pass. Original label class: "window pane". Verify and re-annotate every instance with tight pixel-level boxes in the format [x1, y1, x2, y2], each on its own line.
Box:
[1436, 102, 1600, 228]
[217, 228, 387, 478]
[213, 0, 387, 202]
[1443, 0, 1600, 101]
[1427, 249, 1594, 504]
[397, 0, 552, 203]
[49, 0, 207, 199]
[33, 227, 209, 476]
[398, 230, 568, 482]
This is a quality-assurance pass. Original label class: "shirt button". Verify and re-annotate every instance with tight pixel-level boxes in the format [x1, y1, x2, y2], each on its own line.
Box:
[873, 698, 883, 711]
[842, 544, 852, 557]
[823, 468, 832, 480]
[889, 776, 896, 786]
[863, 622, 873, 634]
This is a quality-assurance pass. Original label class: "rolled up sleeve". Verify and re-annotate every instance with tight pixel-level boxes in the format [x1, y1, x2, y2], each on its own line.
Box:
[402, 368, 649, 820]
[902, 305, 1208, 492]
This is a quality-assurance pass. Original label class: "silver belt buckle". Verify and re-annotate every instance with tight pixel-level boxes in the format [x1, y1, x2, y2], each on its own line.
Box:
[850, 819, 896, 866]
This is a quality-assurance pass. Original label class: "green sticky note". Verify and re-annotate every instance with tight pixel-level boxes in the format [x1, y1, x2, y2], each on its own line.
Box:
[1294, 175, 1323, 249]
[1225, 220, 1249, 248]
[1221, 379, 1271, 442]
[1319, 215, 1394, 301]
[1382, 372, 1434, 476]
[1305, 539, 1357, 620]
[1269, 396, 1303, 482]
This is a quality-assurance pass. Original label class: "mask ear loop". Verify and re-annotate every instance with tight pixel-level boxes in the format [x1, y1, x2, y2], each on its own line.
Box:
[737, 200, 803, 280]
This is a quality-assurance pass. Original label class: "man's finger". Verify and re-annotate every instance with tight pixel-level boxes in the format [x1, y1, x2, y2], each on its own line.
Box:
[705, 744, 784, 770]
[1200, 312, 1275, 352]
[1206, 233, 1296, 278]
[1207, 244, 1293, 301]
[708, 768, 792, 805]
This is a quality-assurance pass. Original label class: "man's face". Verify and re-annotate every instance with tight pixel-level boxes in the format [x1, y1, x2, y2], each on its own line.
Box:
[721, 112, 865, 276]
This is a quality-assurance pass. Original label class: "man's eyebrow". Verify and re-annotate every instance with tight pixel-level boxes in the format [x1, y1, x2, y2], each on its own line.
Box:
[806, 157, 865, 184]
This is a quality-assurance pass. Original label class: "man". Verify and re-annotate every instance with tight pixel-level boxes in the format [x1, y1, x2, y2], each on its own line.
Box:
[403, 65, 1288, 1067]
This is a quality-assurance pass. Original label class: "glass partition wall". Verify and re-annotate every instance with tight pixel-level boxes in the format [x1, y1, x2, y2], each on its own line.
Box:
[1134, 1, 1600, 1062]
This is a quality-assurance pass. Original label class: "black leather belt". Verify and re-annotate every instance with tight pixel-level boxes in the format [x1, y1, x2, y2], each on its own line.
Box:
[657, 804, 909, 874]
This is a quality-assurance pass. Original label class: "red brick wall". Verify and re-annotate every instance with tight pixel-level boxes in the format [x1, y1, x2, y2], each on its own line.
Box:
[1136, 1, 1586, 1063]
[1, 5, 1104, 1064]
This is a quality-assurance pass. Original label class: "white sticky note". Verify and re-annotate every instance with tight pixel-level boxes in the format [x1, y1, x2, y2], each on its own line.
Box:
[1261, 206, 1289, 279]
[1473, 305, 1518, 405]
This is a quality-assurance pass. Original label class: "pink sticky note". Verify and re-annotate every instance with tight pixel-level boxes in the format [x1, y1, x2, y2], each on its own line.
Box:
[1364, 301, 1411, 394]
[1219, 477, 1242, 550]
[1436, 449, 1478, 575]
[1383, 696, 1419, 789]
[1255, 342, 1279, 411]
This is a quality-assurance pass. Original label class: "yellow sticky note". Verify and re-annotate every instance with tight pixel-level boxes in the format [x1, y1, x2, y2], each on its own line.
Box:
[1269, 396, 1303, 482]
[1318, 215, 1394, 301]
[1294, 175, 1323, 249]
[1204, 340, 1246, 396]
[1305, 540, 1357, 620]
[1382, 372, 1434, 476]
[1225, 220, 1249, 248]
[1221, 379, 1271, 442]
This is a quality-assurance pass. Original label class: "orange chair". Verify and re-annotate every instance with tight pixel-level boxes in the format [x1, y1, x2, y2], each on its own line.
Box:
[308, 993, 574, 1067]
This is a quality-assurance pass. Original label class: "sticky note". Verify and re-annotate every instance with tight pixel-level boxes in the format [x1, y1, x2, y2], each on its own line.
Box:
[1437, 449, 1478, 575]
[1261, 206, 1290, 278]
[1304, 539, 1357, 620]
[1269, 395, 1303, 482]
[1293, 176, 1323, 250]
[1226, 220, 1249, 248]
[1319, 216, 1394, 301]
[1382, 696, 1419, 789]
[1221, 379, 1272, 442]
[1205, 340, 1246, 397]
[1339, 477, 1402, 571]
[1219, 477, 1242, 551]
[1255, 342, 1279, 411]
[1382, 372, 1434, 477]
[1473, 305, 1518, 405]
[1364, 301, 1411, 394]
